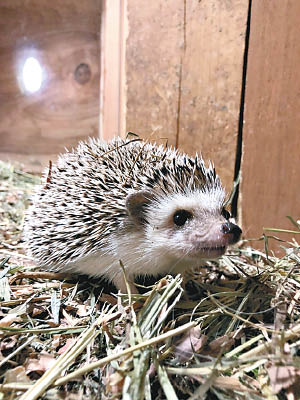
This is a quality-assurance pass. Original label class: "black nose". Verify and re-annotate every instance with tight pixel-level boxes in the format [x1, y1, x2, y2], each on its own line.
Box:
[221, 222, 242, 243]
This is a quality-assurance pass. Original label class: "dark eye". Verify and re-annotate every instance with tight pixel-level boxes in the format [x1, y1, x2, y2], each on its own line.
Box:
[173, 210, 193, 226]
[222, 208, 231, 220]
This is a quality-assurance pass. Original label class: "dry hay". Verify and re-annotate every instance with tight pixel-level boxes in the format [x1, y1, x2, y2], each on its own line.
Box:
[0, 160, 300, 400]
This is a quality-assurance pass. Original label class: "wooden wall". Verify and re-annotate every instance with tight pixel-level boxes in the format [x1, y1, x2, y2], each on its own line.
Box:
[120, 0, 249, 192]
[241, 0, 300, 244]
[0, 0, 101, 170]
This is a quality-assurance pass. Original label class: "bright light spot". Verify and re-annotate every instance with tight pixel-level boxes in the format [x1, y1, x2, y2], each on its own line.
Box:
[22, 57, 43, 93]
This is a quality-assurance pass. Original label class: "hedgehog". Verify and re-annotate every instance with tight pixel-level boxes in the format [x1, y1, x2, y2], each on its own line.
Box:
[24, 137, 242, 293]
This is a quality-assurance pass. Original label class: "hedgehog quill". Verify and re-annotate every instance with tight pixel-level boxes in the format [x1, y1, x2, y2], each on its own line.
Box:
[24, 138, 242, 292]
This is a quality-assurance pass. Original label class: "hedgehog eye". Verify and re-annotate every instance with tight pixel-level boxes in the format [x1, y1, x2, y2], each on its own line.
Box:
[173, 210, 193, 227]
[222, 208, 231, 220]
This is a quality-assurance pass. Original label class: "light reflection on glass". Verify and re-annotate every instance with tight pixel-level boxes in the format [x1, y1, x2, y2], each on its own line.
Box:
[22, 56, 43, 93]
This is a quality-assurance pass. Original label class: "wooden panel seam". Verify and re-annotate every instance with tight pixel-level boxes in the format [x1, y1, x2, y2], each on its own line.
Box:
[231, 0, 252, 221]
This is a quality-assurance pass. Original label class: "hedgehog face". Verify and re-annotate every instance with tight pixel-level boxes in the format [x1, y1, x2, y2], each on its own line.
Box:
[126, 189, 241, 268]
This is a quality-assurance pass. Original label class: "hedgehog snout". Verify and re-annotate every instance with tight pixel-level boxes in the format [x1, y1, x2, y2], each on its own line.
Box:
[186, 219, 242, 256]
[221, 222, 242, 244]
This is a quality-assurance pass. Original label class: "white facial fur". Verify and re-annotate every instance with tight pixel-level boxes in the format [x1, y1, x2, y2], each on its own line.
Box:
[143, 187, 227, 261]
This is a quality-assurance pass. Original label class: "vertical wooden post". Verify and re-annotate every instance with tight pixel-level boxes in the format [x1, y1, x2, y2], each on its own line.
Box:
[241, 0, 300, 244]
[99, 0, 127, 141]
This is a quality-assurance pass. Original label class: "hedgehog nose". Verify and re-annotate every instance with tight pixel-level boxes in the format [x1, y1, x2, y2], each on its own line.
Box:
[221, 222, 242, 243]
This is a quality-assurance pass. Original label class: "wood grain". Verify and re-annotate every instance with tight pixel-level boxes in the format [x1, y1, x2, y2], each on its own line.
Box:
[124, 0, 248, 192]
[241, 0, 300, 246]
[178, 0, 248, 191]
[100, 0, 126, 141]
[124, 0, 184, 147]
[0, 0, 101, 156]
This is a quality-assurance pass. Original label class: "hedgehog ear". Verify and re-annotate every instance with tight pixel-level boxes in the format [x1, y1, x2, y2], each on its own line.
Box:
[125, 190, 154, 225]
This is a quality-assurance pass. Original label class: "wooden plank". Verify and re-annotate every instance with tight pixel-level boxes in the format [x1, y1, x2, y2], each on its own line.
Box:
[0, 0, 101, 156]
[178, 0, 249, 191]
[241, 0, 300, 245]
[99, 0, 125, 141]
[124, 0, 184, 147]
[123, 0, 249, 192]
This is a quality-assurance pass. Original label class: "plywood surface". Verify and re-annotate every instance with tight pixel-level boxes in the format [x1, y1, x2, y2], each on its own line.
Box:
[0, 0, 101, 156]
[124, 0, 249, 191]
[241, 0, 300, 243]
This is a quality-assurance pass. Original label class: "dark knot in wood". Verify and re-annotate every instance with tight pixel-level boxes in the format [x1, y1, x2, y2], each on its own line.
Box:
[74, 63, 91, 85]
